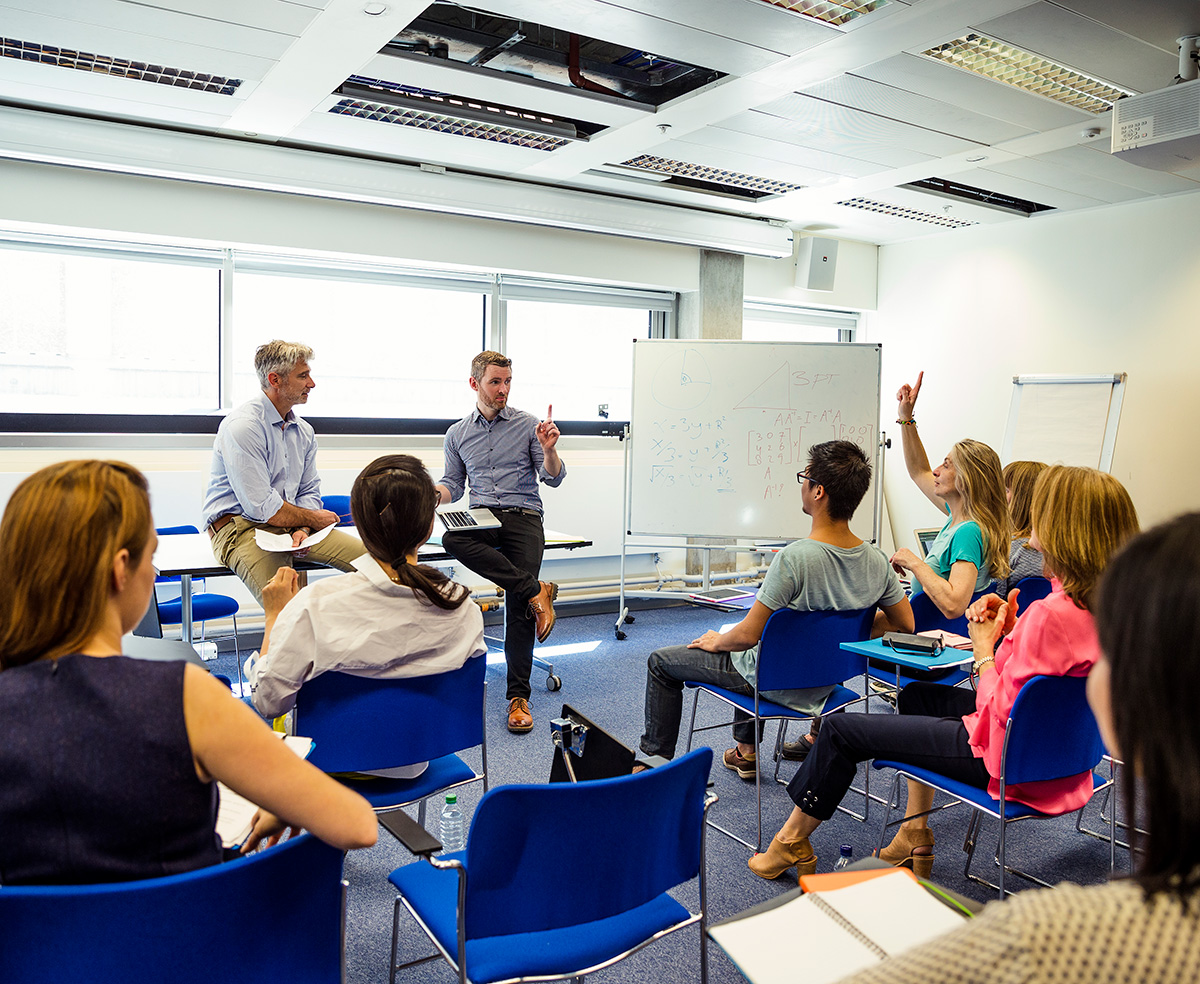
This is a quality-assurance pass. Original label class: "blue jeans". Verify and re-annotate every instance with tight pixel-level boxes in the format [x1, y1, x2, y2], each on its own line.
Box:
[639, 645, 760, 759]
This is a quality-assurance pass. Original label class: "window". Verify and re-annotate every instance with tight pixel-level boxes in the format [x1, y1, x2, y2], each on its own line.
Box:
[500, 281, 672, 422]
[0, 244, 219, 414]
[742, 302, 858, 343]
[232, 267, 487, 419]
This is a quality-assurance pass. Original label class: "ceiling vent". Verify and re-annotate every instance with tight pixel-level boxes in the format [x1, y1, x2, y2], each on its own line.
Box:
[746, 0, 890, 28]
[903, 177, 1054, 216]
[0, 37, 242, 95]
[388, 6, 721, 105]
[836, 197, 977, 228]
[611, 154, 805, 200]
[921, 33, 1133, 114]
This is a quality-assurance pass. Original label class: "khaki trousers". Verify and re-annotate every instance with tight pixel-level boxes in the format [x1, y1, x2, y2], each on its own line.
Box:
[210, 515, 363, 605]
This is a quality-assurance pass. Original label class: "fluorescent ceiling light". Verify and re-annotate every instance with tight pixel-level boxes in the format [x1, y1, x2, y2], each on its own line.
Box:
[341, 75, 582, 142]
[618, 154, 804, 196]
[0, 37, 241, 95]
[921, 33, 1135, 114]
[747, 0, 889, 28]
[330, 99, 570, 151]
[837, 197, 977, 228]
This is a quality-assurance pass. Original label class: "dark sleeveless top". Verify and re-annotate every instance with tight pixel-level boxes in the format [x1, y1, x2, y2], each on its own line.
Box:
[0, 654, 221, 885]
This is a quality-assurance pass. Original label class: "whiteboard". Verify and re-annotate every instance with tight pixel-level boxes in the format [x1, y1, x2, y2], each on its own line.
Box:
[1001, 374, 1126, 471]
[628, 340, 882, 539]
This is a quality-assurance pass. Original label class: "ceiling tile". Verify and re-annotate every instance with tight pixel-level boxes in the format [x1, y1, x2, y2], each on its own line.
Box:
[801, 72, 1031, 144]
[976, 1, 1178, 94]
[860, 53, 1090, 130]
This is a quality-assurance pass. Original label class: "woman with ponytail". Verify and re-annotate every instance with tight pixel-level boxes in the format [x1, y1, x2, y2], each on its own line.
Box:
[247, 455, 485, 776]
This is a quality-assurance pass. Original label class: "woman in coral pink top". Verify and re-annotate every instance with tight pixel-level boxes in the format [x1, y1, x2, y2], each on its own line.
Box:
[749, 465, 1139, 881]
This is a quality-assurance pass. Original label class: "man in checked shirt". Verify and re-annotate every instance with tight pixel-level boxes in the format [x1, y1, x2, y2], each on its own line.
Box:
[435, 351, 565, 734]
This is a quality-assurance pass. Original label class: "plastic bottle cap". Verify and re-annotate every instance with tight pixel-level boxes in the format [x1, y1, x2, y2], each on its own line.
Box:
[840, 844, 852, 854]
[446, 794, 457, 804]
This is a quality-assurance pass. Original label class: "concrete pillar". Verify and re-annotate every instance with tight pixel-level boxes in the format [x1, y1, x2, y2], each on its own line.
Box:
[680, 250, 745, 576]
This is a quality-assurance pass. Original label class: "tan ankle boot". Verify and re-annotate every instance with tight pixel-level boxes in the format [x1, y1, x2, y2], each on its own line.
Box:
[748, 833, 817, 880]
[876, 825, 935, 878]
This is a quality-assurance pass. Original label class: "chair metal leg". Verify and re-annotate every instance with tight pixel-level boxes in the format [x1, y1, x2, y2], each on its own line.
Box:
[232, 614, 243, 697]
[684, 689, 700, 753]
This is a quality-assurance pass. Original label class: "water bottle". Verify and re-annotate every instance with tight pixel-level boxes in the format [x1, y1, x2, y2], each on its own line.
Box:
[439, 793, 465, 853]
[833, 844, 853, 870]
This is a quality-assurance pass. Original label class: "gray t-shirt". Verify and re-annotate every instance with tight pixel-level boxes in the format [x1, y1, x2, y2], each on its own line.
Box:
[730, 537, 906, 714]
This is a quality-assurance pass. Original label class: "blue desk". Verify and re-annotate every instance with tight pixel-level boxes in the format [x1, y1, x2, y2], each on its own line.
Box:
[839, 637, 973, 695]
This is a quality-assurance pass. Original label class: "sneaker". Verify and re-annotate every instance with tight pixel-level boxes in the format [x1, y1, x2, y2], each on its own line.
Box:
[780, 733, 815, 762]
[722, 747, 758, 781]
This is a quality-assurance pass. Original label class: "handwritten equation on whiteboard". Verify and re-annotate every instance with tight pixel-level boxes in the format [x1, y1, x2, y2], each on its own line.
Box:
[645, 350, 875, 500]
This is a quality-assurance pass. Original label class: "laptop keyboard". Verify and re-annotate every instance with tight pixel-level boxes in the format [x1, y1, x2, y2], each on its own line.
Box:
[439, 510, 478, 530]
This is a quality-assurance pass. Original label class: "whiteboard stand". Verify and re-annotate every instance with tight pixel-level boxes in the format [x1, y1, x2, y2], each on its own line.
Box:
[1001, 373, 1126, 472]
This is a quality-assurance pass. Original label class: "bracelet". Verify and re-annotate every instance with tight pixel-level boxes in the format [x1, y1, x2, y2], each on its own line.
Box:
[969, 655, 995, 689]
[896, 418, 916, 425]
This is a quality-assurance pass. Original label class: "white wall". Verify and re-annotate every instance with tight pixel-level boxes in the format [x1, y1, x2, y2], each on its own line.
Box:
[744, 237, 879, 312]
[869, 189, 1200, 551]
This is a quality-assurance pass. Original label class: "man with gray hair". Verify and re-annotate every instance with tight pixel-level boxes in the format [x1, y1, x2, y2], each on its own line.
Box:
[203, 340, 361, 604]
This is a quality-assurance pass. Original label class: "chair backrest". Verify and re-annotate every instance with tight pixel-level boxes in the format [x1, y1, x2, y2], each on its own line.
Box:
[462, 748, 712, 939]
[1003, 674, 1105, 786]
[321, 495, 353, 526]
[295, 657, 486, 773]
[755, 607, 875, 692]
[0, 833, 345, 984]
[1013, 576, 1053, 606]
[909, 589, 987, 637]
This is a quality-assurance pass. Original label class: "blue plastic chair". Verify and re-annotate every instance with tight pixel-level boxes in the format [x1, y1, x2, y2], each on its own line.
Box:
[872, 674, 1111, 897]
[683, 606, 875, 851]
[154, 524, 243, 691]
[0, 833, 346, 984]
[293, 658, 487, 825]
[387, 748, 717, 984]
[321, 494, 353, 526]
[1012, 575, 1052, 605]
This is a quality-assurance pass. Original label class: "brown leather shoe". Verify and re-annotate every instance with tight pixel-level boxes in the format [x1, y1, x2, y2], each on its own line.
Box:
[507, 697, 534, 733]
[528, 581, 559, 643]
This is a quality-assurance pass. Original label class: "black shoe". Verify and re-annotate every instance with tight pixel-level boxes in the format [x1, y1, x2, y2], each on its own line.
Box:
[780, 734, 815, 761]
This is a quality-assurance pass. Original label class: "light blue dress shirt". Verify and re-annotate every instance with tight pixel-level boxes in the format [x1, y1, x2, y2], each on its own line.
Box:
[203, 393, 324, 526]
[440, 405, 566, 514]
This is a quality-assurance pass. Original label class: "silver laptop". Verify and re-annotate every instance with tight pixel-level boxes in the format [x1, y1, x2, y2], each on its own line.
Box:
[914, 527, 941, 557]
[436, 505, 502, 532]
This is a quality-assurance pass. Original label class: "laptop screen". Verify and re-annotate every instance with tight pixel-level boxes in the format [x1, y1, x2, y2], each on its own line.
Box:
[914, 527, 941, 557]
[132, 595, 163, 639]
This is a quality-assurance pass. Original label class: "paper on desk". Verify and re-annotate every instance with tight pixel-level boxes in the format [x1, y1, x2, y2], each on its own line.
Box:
[216, 734, 315, 848]
[254, 525, 334, 553]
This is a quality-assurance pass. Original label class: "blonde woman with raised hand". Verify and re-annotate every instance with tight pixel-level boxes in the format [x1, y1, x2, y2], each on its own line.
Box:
[887, 372, 1010, 620]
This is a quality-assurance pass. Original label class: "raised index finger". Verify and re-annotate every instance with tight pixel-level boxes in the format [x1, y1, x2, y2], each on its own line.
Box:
[911, 370, 924, 399]
[546, 404, 553, 422]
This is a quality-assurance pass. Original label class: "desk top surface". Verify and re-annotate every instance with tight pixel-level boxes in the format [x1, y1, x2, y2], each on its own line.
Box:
[839, 637, 973, 670]
[153, 529, 591, 577]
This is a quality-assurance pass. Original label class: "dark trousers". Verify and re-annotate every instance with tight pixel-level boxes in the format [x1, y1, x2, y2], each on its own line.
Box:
[639, 645, 760, 759]
[442, 511, 544, 701]
[786, 682, 989, 821]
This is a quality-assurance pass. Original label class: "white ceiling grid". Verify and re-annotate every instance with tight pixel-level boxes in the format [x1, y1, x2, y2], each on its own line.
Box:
[0, 0, 1196, 245]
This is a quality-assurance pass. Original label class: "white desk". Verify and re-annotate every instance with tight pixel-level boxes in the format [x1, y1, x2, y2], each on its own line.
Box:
[153, 528, 592, 641]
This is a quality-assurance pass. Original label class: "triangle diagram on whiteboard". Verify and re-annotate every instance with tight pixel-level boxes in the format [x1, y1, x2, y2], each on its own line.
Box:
[735, 362, 791, 410]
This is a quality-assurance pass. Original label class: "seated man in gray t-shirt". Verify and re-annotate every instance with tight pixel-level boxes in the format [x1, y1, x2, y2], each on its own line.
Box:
[638, 440, 914, 775]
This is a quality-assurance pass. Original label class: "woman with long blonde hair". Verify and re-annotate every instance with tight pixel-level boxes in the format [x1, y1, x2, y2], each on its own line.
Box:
[0, 460, 377, 885]
[888, 372, 1010, 619]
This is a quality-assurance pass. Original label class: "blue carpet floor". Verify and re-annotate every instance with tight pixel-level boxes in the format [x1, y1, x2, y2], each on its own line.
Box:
[206, 602, 1132, 984]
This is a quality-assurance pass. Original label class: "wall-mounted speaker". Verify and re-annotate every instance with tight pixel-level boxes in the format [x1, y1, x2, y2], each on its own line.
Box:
[795, 236, 838, 291]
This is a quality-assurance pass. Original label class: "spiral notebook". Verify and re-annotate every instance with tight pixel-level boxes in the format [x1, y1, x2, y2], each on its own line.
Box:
[708, 868, 965, 984]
